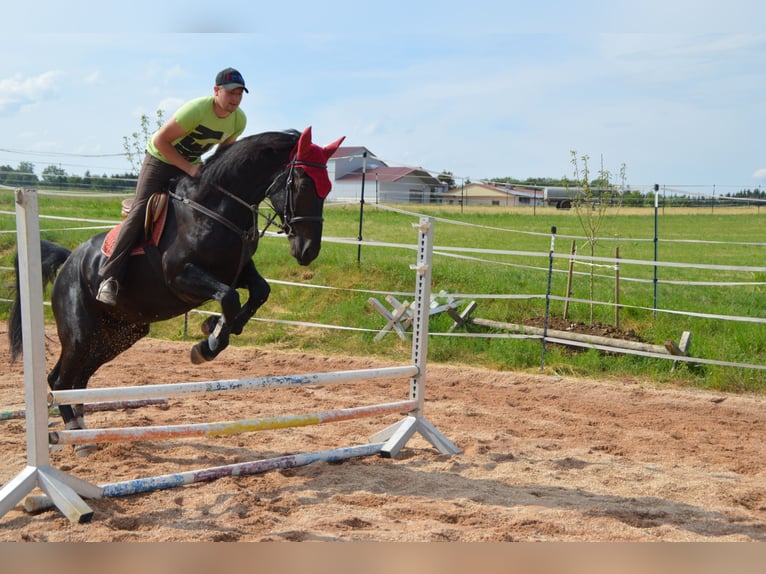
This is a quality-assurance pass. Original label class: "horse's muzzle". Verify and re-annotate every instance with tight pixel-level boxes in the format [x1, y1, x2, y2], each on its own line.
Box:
[290, 236, 321, 265]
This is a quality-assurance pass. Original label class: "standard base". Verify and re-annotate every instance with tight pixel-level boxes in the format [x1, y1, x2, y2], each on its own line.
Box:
[0, 465, 102, 523]
[371, 415, 461, 459]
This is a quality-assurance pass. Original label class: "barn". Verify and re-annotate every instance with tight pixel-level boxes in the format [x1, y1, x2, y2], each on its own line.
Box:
[441, 182, 544, 207]
[328, 146, 446, 204]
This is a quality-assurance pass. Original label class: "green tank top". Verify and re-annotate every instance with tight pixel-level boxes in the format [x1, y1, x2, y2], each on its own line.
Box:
[147, 96, 247, 164]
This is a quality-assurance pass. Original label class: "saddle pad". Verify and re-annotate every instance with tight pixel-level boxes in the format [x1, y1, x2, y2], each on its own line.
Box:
[101, 201, 168, 257]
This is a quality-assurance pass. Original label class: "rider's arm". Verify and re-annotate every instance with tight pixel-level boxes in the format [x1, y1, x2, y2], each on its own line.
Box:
[152, 119, 202, 178]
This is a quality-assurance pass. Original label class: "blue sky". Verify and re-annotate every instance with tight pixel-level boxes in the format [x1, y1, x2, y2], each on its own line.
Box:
[3, 1, 766, 193]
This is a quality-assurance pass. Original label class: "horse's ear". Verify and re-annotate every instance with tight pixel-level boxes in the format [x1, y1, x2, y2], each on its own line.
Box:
[323, 136, 346, 160]
[297, 126, 313, 158]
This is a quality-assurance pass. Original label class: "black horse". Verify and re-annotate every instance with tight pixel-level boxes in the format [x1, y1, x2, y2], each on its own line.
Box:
[9, 127, 345, 442]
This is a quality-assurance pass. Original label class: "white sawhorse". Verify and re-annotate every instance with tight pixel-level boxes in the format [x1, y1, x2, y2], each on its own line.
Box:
[368, 294, 475, 341]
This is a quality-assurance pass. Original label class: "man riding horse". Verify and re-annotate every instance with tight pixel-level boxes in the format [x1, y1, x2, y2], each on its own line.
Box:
[98, 67, 249, 305]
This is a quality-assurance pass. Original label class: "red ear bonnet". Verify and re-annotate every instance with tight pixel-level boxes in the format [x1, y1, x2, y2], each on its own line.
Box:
[292, 126, 346, 198]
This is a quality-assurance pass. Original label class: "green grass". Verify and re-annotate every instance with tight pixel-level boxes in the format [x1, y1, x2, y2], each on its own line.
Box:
[1, 189, 764, 394]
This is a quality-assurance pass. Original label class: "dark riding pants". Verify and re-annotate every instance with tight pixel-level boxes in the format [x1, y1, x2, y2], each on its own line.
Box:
[99, 153, 185, 281]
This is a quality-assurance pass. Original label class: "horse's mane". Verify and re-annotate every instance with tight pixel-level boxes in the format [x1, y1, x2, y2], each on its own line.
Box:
[199, 129, 300, 186]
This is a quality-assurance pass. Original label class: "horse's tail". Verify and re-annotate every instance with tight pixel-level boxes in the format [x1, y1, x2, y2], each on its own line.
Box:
[9, 240, 71, 363]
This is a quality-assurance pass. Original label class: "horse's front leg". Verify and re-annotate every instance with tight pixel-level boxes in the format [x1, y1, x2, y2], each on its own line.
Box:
[168, 263, 242, 364]
[229, 261, 270, 336]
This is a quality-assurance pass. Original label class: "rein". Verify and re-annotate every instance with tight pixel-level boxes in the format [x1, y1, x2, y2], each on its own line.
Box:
[169, 157, 327, 246]
[168, 188, 258, 245]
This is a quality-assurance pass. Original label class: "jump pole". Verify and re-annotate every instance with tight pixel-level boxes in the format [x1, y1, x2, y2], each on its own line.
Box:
[24, 442, 386, 514]
[46, 217, 459, 460]
[50, 400, 418, 445]
[49, 365, 418, 405]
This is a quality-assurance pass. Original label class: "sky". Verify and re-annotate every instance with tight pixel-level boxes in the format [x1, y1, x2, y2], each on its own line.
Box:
[3, 1, 766, 194]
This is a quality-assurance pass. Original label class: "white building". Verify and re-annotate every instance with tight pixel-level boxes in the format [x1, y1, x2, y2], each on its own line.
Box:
[328, 146, 446, 204]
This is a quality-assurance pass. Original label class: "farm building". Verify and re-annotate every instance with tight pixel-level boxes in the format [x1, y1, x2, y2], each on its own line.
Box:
[441, 182, 544, 207]
[328, 146, 447, 204]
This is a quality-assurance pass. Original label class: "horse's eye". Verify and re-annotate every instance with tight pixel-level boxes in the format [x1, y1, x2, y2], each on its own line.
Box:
[299, 180, 313, 193]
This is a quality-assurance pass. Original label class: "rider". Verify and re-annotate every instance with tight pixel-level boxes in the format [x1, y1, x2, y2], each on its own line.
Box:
[97, 67, 249, 305]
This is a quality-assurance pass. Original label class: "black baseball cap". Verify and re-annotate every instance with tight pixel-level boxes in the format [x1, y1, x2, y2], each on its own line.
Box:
[215, 68, 248, 93]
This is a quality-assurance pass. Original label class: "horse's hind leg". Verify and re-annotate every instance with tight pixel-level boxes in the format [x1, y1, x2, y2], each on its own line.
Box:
[48, 358, 100, 457]
[52, 322, 149, 456]
[47, 360, 78, 426]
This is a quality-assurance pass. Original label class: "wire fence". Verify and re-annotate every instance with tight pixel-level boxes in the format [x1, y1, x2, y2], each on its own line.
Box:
[0, 188, 764, 375]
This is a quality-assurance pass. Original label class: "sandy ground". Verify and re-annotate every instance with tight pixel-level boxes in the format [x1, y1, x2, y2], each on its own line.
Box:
[0, 325, 764, 542]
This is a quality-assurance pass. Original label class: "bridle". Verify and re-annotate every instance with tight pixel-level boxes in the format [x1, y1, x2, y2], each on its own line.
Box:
[171, 156, 327, 246]
[260, 157, 326, 237]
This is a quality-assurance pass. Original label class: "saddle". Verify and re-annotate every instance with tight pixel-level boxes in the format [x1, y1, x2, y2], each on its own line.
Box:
[101, 192, 169, 257]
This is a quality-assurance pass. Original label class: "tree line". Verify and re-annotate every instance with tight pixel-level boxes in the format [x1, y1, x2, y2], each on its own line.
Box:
[3, 160, 766, 206]
[0, 162, 136, 192]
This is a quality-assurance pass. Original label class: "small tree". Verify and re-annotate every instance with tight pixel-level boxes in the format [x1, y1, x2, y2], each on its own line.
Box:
[122, 109, 165, 174]
[565, 151, 626, 325]
[41, 165, 68, 189]
[437, 170, 456, 190]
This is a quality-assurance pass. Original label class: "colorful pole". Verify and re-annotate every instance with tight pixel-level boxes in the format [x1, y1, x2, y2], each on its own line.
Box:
[50, 400, 417, 445]
[24, 442, 385, 514]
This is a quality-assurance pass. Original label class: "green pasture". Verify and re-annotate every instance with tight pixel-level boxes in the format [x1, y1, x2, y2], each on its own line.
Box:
[1, 189, 764, 394]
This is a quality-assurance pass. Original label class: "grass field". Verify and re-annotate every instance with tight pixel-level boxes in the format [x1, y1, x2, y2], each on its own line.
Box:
[1, 188, 764, 394]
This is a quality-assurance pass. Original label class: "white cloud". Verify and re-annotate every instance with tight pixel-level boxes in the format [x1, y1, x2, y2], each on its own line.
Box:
[163, 65, 186, 83]
[751, 168, 766, 180]
[84, 71, 101, 85]
[0, 70, 63, 113]
[157, 97, 185, 116]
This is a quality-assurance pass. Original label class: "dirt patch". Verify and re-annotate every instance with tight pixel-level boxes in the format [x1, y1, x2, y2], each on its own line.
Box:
[523, 316, 644, 342]
[0, 325, 764, 541]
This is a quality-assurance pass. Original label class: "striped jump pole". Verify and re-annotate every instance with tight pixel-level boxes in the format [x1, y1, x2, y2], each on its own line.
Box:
[50, 400, 417, 445]
[48, 365, 419, 406]
[23, 442, 385, 515]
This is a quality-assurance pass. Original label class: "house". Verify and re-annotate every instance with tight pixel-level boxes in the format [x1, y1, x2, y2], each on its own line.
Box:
[328, 146, 447, 204]
[441, 182, 544, 207]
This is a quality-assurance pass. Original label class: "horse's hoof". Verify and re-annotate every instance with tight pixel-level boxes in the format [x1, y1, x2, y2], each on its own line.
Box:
[74, 443, 98, 457]
[190, 345, 208, 364]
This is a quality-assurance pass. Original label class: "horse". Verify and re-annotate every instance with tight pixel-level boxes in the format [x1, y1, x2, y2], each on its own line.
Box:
[9, 127, 345, 451]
